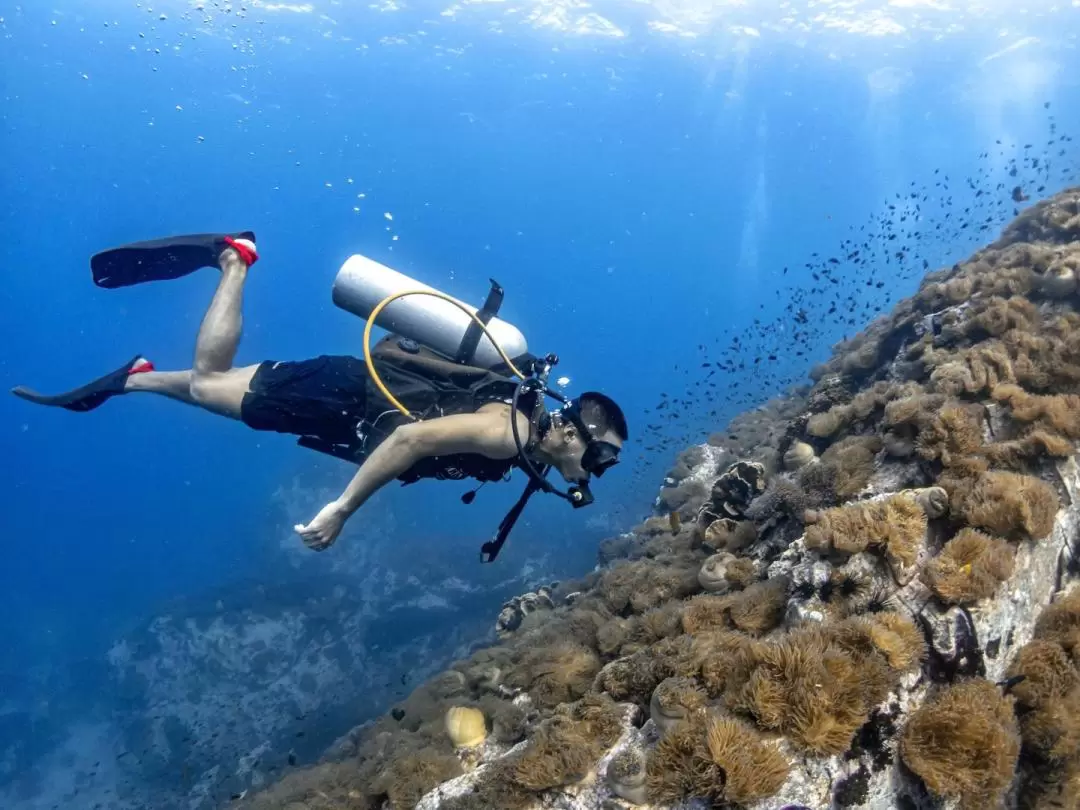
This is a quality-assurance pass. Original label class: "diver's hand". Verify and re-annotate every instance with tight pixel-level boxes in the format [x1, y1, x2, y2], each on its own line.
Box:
[294, 501, 348, 551]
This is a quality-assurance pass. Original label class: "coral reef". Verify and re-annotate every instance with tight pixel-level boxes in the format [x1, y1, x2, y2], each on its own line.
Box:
[950, 470, 1061, 541]
[241, 188, 1080, 810]
[922, 528, 1016, 605]
[899, 679, 1021, 810]
[1005, 589, 1080, 809]
[645, 711, 789, 805]
[804, 492, 926, 582]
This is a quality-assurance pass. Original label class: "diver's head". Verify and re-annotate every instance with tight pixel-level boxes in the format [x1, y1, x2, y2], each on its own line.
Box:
[533, 392, 628, 485]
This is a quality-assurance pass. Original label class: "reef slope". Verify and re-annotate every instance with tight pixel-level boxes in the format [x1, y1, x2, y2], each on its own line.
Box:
[242, 188, 1080, 810]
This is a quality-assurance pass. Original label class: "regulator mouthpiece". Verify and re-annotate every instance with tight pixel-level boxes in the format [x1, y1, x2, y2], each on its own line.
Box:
[568, 481, 594, 508]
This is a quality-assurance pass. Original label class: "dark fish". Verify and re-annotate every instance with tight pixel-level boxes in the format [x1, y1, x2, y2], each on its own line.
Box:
[998, 674, 1027, 694]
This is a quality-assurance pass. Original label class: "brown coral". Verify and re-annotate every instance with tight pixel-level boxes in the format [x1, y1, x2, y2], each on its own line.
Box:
[650, 676, 708, 733]
[966, 295, 1039, 340]
[697, 553, 737, 594]
[597, 559, 700, 615]
[727, 577, 790, 635]
[241, 186, 1080, 810]
[646, 714, 710, 804]
[516, 642, 600, 708]
[557, 692, 625, 750]
[630, 603, 685, 646]
[375, 750, 464, 809]
[681, 594, 734, 635]
[914, 404, 986, 469]
[724, 623, 893, 755]
[697, 631, 761, 698]
[243, 762, 374, 810]
[954, 470, 1060, 541]
[984, 429, 1077, 468]
[596, 617, 632, 657]
[1018, 686, 1080, 764]
[507, 716, 596, 791]
[704, 715, 790, 803]
[992, 384, 1080, 437]
[657, 477, 710, 516]
[644, 712, 788, 805]
[804, 492, 927, 575]
[862, 612, 927, 673]
[899, 679, 1021, 810]
[595, 652, 663, 705]
[1006, 624, 1080, 809]
[457, 694, 627, 809]
[928, 341, 1016, 397]
[923, 528, 1016, 605]
[883, 394, 988, 475]
[725, 557, 759, 589]
[1034, 588, 1080, 666]
[820, 435, 883, 499]
[1006, 639, 1080, 711]
[806, 382, 920, 441]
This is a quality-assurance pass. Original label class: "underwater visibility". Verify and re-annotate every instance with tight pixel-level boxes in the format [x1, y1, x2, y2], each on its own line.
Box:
[3, 2, 1080, 809]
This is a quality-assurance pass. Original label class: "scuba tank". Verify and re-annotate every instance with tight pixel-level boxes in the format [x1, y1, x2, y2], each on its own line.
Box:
[332, 254, 528, 367]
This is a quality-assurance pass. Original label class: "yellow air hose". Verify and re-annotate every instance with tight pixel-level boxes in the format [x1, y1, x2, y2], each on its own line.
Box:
[363, 289, 530, 419]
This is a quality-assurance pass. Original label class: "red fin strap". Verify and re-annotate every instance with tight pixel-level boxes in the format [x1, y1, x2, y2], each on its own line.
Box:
[129, 361, 155, 375]
[223, 236, 259, 266]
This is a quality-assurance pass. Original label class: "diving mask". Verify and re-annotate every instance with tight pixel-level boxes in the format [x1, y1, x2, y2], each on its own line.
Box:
[560, 401, 621, 478]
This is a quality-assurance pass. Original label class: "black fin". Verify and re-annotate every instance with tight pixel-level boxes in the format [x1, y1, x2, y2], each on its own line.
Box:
[91, 231, 255, 289]
[11, 355, 143, 412]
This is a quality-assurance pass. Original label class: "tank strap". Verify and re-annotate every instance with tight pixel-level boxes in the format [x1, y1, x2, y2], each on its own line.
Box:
[454, 279, 504, 364]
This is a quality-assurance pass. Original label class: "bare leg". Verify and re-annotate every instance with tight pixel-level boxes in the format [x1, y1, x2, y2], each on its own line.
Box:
[125, 366, 195, 404]
[185, 247, 260, 418]
[125, 363, 258, 416]
[195, 249, 247, 376]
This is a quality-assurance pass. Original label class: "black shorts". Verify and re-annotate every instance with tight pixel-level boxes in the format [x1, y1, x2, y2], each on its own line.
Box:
[240, 355, 368, 444]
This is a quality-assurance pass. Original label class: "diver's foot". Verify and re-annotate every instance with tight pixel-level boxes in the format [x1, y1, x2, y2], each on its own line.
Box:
[123, 357, 155, 391]
[11, 355, 152, 412]
[220, 237, 258, 271]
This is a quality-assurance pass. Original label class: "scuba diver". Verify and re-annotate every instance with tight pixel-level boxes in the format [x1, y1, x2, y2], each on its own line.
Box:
[11, 232, 628, 559]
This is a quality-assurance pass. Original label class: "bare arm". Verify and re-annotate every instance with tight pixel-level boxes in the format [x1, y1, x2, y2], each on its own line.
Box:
[294, 406, 524, 550]
[339, 409, 519, 515]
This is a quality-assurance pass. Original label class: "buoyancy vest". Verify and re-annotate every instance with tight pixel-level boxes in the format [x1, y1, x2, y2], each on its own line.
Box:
[296, 334, 539, 485]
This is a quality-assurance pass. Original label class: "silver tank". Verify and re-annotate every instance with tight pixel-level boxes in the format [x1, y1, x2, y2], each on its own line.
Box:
[332, 254, 528, 368]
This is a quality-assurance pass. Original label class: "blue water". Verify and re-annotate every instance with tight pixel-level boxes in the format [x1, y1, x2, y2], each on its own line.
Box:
[2, 1, 1079, 807]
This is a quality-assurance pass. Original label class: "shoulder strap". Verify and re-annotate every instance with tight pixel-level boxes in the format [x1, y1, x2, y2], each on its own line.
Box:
[455, 279, 504, 364]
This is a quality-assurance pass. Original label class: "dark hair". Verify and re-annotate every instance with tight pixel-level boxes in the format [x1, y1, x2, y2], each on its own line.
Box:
[578, 391, 629, 441]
